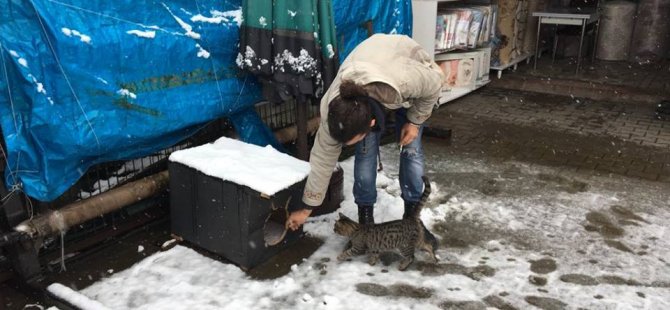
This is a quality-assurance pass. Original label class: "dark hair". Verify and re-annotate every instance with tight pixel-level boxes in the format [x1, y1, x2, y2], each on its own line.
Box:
[327, 80, 372, 143]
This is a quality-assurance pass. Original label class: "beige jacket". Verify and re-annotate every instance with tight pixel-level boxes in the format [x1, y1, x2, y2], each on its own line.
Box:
[302, 34, 444, 207]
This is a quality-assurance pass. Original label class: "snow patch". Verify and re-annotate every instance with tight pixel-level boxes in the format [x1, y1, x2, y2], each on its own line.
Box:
[47, 283, 110, 310]
[18, 58, 28, 68]
[195, 43, 210, 58]
[162, 3, 201, 39]
[96, 77, 109, 85]
[169, 137, 309, 196]
[326, 44, 335, 59]
[212, 9, 243, 26]
[236, 45, 256, 68]
[9, 50, 19, 57]
[288, 9, 297, 17]
[62, 28, 92, 44]
[259, 16, 268, 27]
[116, 89, 137, 99]
[274, 49, 317, 73]
[127, 30, 156, 39]
[191, 9, 242, 27]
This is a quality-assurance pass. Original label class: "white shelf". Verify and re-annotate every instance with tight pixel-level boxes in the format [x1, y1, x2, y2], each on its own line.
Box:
[412, 0, 494, 106]
[490, 52, 533, 79]
[438, 79, 489, 105]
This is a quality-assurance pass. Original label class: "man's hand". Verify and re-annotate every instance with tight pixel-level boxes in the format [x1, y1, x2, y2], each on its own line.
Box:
[399, 122, 420, 146]
[287, 209, 313, 231]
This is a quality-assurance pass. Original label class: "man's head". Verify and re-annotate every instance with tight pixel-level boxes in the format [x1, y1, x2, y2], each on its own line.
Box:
[327, 80, 376, 145]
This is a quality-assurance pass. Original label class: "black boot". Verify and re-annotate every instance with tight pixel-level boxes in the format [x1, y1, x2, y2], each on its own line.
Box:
[358, 205, 374, 225]
[404, 202, 438, 250]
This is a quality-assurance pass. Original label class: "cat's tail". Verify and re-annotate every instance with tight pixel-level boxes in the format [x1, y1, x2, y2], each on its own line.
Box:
[412, 176, 432, 220]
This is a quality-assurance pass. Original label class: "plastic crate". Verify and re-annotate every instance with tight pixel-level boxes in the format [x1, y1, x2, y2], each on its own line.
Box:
[168, 162, 304, 269]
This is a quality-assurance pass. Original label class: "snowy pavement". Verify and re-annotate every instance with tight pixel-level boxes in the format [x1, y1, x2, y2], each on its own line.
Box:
[49, 143, 670, 310]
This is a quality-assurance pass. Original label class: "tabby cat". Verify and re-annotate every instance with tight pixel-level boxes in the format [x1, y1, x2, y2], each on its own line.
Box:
[333, 176, 436, 271]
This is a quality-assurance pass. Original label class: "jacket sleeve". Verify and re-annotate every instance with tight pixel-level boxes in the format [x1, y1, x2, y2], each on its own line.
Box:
[398, 37, 445, 125]
[404, 62, 443, 125]
[302, 118, 342, 207]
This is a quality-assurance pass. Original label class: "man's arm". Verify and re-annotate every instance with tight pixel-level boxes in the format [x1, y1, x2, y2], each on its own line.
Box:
[287, 119, 342, 231]
[302, 120, 342, 207]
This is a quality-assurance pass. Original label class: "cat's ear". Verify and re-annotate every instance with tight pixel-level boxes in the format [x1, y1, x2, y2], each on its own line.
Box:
[338, 212, 346, 219]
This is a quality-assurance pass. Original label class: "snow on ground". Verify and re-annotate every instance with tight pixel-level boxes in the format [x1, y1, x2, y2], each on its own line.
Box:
[51, 144, 670, 309]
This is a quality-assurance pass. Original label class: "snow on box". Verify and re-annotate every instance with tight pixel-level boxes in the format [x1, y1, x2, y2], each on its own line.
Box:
[168, 137, 309, 196]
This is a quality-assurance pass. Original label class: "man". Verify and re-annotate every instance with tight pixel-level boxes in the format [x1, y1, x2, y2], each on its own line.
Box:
[287, 34, 444, 230]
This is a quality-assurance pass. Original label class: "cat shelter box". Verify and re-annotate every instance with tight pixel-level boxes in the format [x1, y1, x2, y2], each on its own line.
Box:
[167, 137, 311, 269]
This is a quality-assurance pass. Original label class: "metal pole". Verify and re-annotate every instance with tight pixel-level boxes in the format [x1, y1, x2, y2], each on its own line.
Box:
[576, 18, 586, 74]
[534, 17, 542, 70]
[14, 171, 169, 238]
[591, 18, 600, 63]
[295, 96, 309, 161]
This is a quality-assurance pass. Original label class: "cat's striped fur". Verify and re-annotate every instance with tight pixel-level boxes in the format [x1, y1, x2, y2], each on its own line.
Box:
[334, 176, 435, 271]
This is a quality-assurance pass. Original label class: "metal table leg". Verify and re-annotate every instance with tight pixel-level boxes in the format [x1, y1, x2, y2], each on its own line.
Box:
[534, 17, 542, 70]
[591, 18, 600, 63]
[576, 18, 586, 74]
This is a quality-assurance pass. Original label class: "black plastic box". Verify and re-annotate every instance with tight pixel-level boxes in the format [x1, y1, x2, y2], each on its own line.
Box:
[168, 162, 304, 269]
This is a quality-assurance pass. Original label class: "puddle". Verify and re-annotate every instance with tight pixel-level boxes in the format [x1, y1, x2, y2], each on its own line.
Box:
[483, 295, 519, 310]
[597, 275, 640, 286]
[585, 211, 625, 238]
[530, 258, 557, 274]
[439, 300, 487, 310]
[560, 273, 670, 288]
[536, 173, 589, 193]
[560, 274, 598, 285]
[355, 282, 433, 299]
[388, 283, 434, 299]
[603, 240, 633, 253]
[247, 236, 323, 280]
[610, 205, 649, 224]
[525, 296, 568, 310]
[413, 262, 495, 280]
[529, 275, 547, 286]
[479, 179, 501, 196]
[433, 219, 543, 252]
[355, 283, 389, 297]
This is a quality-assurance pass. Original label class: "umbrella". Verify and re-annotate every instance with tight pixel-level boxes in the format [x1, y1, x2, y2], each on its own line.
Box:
[237, 0, 338, 103]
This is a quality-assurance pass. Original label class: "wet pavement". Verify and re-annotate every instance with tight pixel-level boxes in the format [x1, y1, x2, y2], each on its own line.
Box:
[3, 86, 670, 309]
[490, 57, 670, 105]
[427, 87, 670, 183]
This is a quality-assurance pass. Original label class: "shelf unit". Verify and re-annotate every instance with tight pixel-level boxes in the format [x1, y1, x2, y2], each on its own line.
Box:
[412, 0, 494, 106]
[490, 52, 533, 79]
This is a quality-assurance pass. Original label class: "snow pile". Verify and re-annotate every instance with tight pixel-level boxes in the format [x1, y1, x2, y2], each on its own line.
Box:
[49, 145, 670, 309]
[195, 44, 210, 58]
[61, 28, 92, 44]
[191, 9, 242, 26]
[47, 283, 109, 310]
[169, 137, 310, 196]
[126, 30, 156, 39]
[116, 89, 137, 99]
[9, 50, 54, 104]
[162, 4, 200, 39]
[274, 49, 317, 74]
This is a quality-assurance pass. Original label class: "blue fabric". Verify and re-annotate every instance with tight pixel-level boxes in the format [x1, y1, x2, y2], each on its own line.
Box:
[353, 109, 424, 206]
[332, 0, 412, 61]
[0, 0, 264, 201]
[0, 0, 411, 202]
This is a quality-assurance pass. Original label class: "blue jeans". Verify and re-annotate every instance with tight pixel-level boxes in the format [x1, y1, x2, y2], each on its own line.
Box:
[353, 108, 425, 206]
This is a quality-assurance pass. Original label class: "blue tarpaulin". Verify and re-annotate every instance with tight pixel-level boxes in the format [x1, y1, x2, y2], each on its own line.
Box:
[0, 0, 411, 202]
[333, 0, 412, 60]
